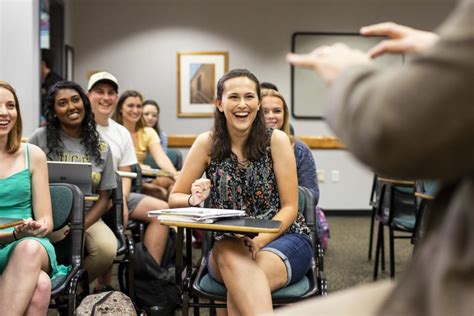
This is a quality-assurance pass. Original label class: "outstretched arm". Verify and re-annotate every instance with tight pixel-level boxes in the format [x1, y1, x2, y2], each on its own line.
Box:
[288, 0, 474, 179]
[361, 22, 439, 58]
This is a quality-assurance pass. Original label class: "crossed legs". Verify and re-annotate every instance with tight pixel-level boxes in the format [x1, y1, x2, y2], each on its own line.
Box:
[208, 237, 287, 316]
[0, 240, 51, 316]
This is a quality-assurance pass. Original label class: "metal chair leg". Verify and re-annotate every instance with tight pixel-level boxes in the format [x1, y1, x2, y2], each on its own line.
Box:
[373, 222, 383, 280]
[368, 206, 376, 260]
[381, 224, 386, 272]
[389, 228, 396, 278]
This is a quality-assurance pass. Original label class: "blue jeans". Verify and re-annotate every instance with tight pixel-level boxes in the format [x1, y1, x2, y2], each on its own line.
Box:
[262, 233, 313, 286]
[208, 233, 313, 287]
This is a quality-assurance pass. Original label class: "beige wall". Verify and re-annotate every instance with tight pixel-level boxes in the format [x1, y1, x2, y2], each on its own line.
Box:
[0, 0, 40, 136]
[65, 0, 455, 209]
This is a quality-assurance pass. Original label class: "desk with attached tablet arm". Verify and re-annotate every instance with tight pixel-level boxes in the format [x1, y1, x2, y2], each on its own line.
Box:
[157, 216, 282, 313]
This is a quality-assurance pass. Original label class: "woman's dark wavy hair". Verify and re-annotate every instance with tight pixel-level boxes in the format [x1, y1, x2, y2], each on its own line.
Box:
[45, 81, 103, 164]
[211, 68, 269, 161]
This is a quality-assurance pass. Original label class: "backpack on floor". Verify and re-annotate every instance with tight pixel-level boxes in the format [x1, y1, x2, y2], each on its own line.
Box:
[134, 230, 181, 315]
[316, 206, 330, 250]
[75, 291, 136, 315]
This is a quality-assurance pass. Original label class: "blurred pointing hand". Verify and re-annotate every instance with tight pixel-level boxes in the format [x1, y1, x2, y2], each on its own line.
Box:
[287, 43, 371, 85]
[361, 22, 439, 58]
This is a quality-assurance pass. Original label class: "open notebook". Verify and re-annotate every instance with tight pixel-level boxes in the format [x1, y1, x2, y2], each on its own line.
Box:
[47, 161, 93, 196]
[148, 208, 246, 224]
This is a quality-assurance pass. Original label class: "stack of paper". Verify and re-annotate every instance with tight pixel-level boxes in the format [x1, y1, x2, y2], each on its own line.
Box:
[148, 207, 246, 224]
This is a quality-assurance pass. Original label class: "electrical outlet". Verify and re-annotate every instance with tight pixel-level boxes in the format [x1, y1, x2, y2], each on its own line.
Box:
[331, 170, 340, 182]
[317, 170, 325, 183]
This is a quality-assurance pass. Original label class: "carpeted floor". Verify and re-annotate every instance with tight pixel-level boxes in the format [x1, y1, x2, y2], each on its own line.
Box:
[49, 215, 414, 315]
[324, 215, 413, 293]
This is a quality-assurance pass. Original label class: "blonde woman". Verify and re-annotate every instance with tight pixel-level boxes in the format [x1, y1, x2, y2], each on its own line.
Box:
[0, 81, 68, 315]
[261, 88, 320, 203]
[114, 90, 177, 200]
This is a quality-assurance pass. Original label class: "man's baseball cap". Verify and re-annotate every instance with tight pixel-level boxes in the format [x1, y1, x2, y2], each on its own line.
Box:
[87, 71, 119, 92]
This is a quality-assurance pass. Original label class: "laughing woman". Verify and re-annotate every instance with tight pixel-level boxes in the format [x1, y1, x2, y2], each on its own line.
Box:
[169, 69, 313, 315]
[0, 81, 68, 315]
[29, 81, 117, 290]
[114, 90, 177, 200]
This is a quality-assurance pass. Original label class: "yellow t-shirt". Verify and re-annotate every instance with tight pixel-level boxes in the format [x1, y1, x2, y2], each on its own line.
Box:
[135, 127, 161, 164]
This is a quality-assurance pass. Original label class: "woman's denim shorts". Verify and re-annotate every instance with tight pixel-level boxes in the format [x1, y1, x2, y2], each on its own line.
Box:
[208, 233, 313, 287]
[262, 233, 313, 286]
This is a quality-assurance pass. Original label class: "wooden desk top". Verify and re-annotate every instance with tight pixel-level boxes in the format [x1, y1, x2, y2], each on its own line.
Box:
[377, 177, 415, 186]
[141, 168, 173, 178]
[85, 195, 99, 202]
[0, 217, 24, 229]
[160, 217, 282, 234]
[415, 192, 434, 200]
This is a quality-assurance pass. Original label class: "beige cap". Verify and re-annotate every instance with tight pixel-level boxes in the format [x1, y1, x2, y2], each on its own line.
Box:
[87, 71, 119, 92]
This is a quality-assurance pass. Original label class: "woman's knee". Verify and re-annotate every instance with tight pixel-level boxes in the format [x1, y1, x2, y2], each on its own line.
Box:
[11, 240, 44, 268]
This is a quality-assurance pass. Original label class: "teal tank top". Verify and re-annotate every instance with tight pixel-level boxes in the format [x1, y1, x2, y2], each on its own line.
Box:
[0, 144, 69, 279]
[0, 144, 33, 223]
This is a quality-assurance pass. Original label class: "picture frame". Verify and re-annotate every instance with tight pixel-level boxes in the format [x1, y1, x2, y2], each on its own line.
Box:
[177, 51, 229, 117]
[290, 32, 404, 119]
[65, 45, 74, 81]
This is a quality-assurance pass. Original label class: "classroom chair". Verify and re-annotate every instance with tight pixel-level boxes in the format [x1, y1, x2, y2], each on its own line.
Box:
[373, 178, 417, 280]
[48, 183, 89, 316]
[102, 173, 136, 300]
[186, 186, 327, 315]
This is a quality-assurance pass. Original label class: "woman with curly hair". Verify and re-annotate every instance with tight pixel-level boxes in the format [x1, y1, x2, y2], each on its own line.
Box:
[29, 81, 117, 288]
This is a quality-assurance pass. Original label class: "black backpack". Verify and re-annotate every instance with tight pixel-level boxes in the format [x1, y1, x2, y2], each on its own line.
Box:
[134, 231, 182, 315]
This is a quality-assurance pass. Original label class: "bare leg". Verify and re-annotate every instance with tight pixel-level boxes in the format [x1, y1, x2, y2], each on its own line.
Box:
[209, 238, 279, 316]
[226, 294, 241, 316]
[0, 240, 51, 315]
[24, 270, 52, 316]
[216, 300, 228, 316]
[142, 182, 168, 201]
[153, 177, 174, 192]
[132, 196, 169, 264]
[255, 251, 288, 291]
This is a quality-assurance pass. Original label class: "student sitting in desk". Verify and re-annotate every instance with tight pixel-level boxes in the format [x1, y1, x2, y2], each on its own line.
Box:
[87, 72, 171, 292]
[29, 81, 117, 292]
[169, 69, 313, 315]
[0, 81, 68, 315]
[113, 90, 178, 201]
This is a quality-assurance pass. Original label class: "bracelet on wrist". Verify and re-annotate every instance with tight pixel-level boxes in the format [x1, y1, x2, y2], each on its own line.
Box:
[12, 230, 18, 240]
[188, 194, 200, 207]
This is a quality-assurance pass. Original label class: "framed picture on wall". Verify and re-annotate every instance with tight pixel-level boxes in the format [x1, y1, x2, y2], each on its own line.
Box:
[177, 51, 229, 117]
[65, 45, 74, 81]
